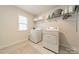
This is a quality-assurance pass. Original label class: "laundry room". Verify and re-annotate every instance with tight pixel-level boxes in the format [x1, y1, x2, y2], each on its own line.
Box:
[0, 5, 79, 54]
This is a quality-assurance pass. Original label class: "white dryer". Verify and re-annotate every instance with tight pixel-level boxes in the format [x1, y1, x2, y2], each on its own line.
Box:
[42, 27, 59, 53]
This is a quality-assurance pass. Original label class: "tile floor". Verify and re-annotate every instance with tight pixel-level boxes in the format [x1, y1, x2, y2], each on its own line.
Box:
[0, 40, 72, 54]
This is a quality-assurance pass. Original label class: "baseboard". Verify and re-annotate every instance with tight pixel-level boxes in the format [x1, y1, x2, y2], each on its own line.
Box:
[0, 40, 26, 49]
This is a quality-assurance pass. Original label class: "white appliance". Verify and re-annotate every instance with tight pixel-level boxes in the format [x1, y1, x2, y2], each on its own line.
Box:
[42, 27, 59, 53]
[30, 28, 42, 43]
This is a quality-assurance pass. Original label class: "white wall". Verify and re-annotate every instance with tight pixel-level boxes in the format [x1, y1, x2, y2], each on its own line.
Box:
[77, 13, 79, 52]
[36, 5, 78, 52]
[0, 6, 34, 48]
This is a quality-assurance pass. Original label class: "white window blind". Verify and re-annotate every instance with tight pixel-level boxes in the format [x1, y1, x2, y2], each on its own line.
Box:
[18, 15, 28, 31]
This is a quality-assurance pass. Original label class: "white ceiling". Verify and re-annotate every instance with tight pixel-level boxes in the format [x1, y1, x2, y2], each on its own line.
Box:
[16, 5, 56, 16]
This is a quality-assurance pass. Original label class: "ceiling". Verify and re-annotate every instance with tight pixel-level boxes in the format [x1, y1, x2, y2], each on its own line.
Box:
[16, 5, 57, 16]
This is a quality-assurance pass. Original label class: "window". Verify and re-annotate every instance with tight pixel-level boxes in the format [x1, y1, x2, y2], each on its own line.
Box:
[18, 15, 28, 31]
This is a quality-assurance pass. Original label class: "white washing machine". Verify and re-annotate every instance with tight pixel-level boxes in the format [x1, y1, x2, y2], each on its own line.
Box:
[30, 28, 42, 43]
